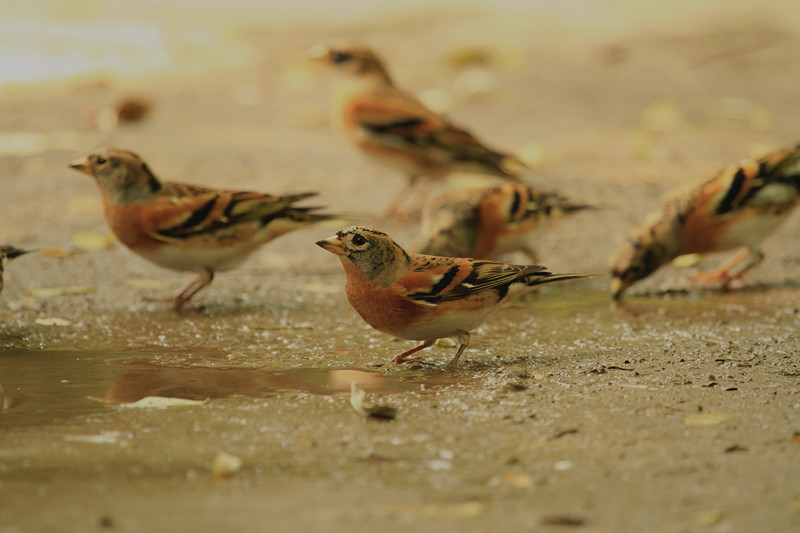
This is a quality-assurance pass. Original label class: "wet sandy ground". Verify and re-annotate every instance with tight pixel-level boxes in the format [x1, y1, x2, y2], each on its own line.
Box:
[1, 1, 800, 532]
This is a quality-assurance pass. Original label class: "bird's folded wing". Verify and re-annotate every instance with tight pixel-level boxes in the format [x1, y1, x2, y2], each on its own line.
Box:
[399, 259, 543, 304]
[353, 92, 445, 141]
[145, 190, 317, 241]
[711, 146, 800, 217]
[759, 143, 800, 178]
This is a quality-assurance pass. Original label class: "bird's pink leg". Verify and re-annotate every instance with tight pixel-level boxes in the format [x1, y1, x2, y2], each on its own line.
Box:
[145, 269, 214, 311]
[690, 247, 762, 286]
[388, 339, 434, 366]
[446, 332, 470, 369]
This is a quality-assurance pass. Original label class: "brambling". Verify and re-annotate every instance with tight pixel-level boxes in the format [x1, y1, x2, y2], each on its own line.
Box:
[415, 183, 591, 261]
[69, 148, 335, 310]
[0, 246, 32, 296]
[316, 226, 586, 368]
[609, 143, 800, 300]
[311, 43, 525, 216]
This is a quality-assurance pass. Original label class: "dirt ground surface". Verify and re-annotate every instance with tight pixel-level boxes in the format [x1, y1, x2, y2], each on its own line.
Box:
[1, 1, 799, 532]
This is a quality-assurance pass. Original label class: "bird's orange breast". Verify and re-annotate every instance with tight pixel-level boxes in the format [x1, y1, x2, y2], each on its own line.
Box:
[680, 179, 736, 254]
[472, 195, 505, 258]
[341, 260, 425, 339]
[101, 198, 165, 252]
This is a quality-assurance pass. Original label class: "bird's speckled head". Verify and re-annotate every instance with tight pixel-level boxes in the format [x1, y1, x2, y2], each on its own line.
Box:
[309, 42, 393, 85]
[69, 148, 162, 204]
[608, 223, 677, 300]
[316, 226, 410, 285]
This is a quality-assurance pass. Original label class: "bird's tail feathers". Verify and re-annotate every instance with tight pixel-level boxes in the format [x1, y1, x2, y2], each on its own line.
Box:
[525, 272, 590, 288]
[1, 246, 34, 260]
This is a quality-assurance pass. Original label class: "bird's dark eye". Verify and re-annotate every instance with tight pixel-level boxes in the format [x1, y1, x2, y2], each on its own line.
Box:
[330, 51, 352, 64]
[351, 233, 366, 246]
[96, 156, 108, 165]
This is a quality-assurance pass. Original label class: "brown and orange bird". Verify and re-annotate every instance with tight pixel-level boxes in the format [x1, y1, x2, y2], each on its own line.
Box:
[0, 246, 32, 296]
[609, 143, 800, 300]
[416, 183, 591, 261]
[70, 148, 336, 310]
[317, 226, 586, 368]
[311, 42, 525, 216]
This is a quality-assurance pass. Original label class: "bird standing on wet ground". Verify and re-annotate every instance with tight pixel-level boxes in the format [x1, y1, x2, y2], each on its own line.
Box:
[415, 182, 592, 261]
[310, 42, 526, 217]
[69, 148, 338, 310]
[609, 143, 800, 300]
[316, 226, 587, 368]
[0, 246, 33, 296]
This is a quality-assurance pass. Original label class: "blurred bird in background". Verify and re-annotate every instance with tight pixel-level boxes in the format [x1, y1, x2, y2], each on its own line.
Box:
[415, 183, 591, 261]
[609, 143, 800, 300]
[311, 42, 525, 217]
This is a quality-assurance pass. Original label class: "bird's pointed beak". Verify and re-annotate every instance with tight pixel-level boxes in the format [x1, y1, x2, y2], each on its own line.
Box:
[307, 44, 330, 63]
[609, 276, 627, 301]
[69, 156, 92, 176]
[316, 235, 345, 255]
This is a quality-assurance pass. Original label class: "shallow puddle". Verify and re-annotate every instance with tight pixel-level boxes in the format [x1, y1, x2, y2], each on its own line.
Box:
[0, 349, 441, 430]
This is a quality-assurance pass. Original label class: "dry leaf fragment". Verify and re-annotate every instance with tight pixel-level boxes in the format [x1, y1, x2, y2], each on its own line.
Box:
[435, 338, 457, 348]
[554, 460, 573, 471]
[26, 286, 95, 298]
[74, 231, 115, 251]
[671, 253, 703, 268]
[63, 432, 128, 445]
[211, 451, 243, 478]
[350, 382, 397, 420]
[684, 412, 732, 426]
[517, 142, 547, 169]
[34, 317, 72, 327]
[88, 396, 209, 408]
[447, 47, 492, 69]
[502, 471, 534, 489]
[39, 246, 77, 259]
[125, 396, 209, 408]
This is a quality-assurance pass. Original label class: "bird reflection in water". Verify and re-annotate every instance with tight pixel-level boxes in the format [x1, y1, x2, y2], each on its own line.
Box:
[101, 362, 422, 404]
